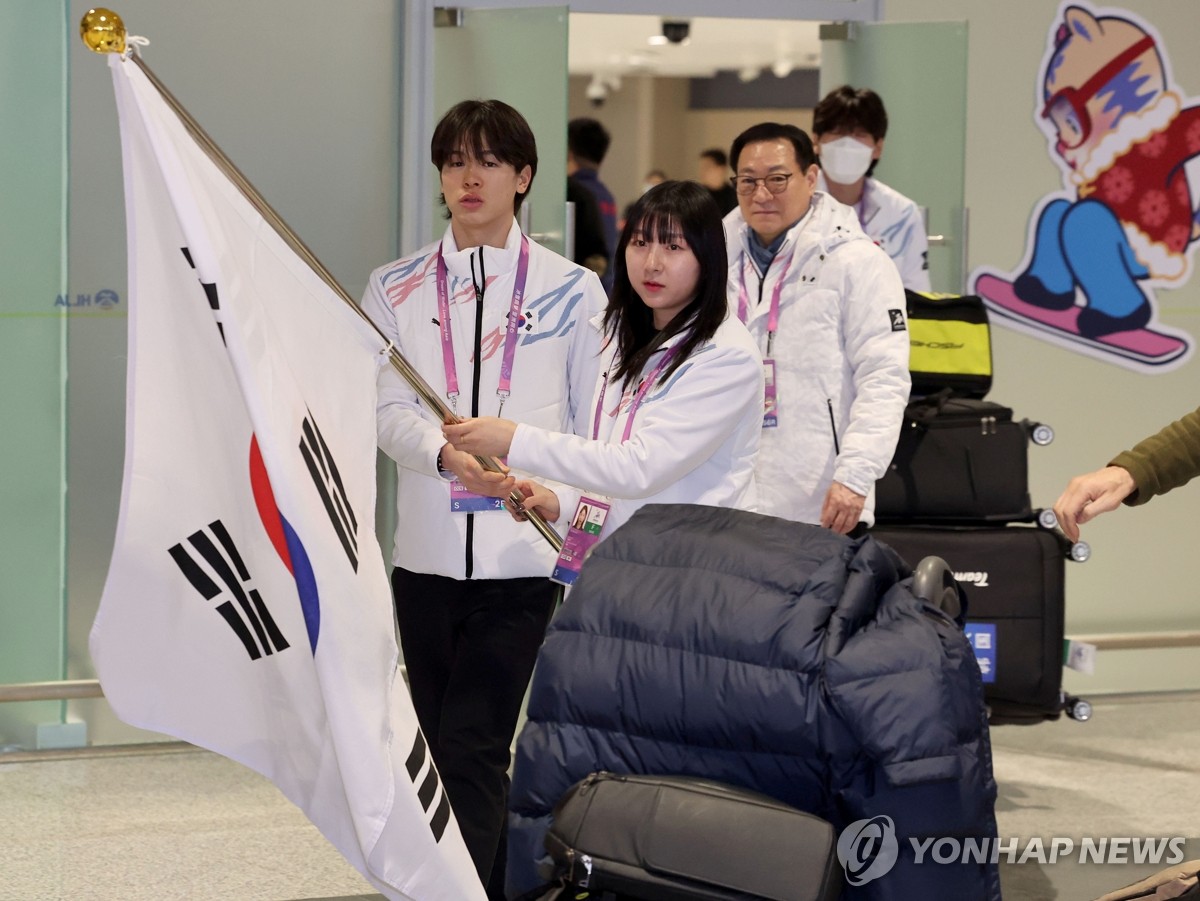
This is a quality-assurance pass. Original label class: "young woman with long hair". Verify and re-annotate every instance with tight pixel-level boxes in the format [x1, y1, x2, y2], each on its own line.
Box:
[443, 179, 763, 539]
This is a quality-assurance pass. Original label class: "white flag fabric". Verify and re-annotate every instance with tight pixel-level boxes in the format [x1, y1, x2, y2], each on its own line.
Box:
[90, 53, 485, 901]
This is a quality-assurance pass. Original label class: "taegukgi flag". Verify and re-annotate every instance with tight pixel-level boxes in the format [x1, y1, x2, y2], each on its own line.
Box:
[89, 51, 485, 901]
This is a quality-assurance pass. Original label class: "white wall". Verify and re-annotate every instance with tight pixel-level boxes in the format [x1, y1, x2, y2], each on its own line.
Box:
[880, 0, 1200, 694]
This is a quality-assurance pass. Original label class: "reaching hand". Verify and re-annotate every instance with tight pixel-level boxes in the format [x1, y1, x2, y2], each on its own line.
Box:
[438, 443, 515, 497]
[1053, 465, 1137, 541]
[820, 481, 866, 535]
[442, 417, 519, 458]
[504, 479, 560, 524]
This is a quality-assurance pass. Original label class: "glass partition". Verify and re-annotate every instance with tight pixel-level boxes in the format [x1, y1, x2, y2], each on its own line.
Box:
[0, 2, 70, 750]
[821, 21, 969, 294]
[433, 6, 570, 254]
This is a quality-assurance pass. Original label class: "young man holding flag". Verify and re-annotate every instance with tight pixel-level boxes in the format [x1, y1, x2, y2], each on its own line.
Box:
[361, 99, 605, 898]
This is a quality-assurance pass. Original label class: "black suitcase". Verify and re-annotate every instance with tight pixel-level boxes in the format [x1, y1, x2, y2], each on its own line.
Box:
[538, 771, 842, 901]
[870, 525, 1071, 724]
[875, 395, 1043, 524]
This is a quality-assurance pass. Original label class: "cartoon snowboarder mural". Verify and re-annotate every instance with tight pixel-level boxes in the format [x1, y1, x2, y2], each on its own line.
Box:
[971, 3, 1198, 371]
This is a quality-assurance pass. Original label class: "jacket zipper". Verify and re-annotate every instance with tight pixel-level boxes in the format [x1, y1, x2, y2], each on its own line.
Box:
[465, 249, 486, 579]
[827, 398, 840, 456]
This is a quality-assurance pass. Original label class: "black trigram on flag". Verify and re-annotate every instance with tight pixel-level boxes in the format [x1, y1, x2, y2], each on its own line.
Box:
[168, 520, 290, 660]
[404, 730, 452, 842]
[181, 246, 225, 344]
[299, 411, 359, 571]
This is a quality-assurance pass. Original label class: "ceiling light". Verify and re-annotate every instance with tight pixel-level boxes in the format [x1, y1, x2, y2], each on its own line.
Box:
[772, 58, 794, 78]
[738, 66, 762, 83]
[647, 35, 668, 46]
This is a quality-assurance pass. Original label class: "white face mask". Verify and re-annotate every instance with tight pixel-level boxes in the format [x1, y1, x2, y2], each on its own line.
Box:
[819, 136, 875, 185]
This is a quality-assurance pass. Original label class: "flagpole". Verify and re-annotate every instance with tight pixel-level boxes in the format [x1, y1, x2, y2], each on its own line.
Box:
[82, 9, 564, 554]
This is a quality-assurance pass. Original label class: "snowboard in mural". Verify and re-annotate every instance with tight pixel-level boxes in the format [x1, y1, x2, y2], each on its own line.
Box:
[969, 3, 1198, 372]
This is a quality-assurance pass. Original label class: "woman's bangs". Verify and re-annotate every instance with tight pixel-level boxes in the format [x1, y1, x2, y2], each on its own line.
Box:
[629, 208, 682, 246]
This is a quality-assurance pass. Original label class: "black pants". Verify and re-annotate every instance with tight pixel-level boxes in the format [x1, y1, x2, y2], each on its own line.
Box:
[392, 568, 557, 900]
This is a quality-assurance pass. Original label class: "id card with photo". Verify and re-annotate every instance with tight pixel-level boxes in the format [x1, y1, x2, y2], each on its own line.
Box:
[551, 495, 611, 587]
[449, 480, 506, 513]
[762, 358, 778, 429]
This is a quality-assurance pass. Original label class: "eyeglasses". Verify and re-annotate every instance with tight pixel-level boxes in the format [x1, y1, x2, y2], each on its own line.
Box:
[731, 173, 793, 196]
[1041, 35, 1155, 150]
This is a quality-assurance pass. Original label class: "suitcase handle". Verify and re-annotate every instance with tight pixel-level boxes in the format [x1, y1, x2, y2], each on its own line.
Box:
[912, 555, 964, 620]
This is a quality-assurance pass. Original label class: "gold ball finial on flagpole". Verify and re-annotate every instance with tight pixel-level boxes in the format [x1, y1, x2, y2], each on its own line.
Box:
[81, 8, 126, 54]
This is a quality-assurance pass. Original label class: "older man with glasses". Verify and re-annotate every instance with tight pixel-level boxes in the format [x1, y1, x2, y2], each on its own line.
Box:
[722, 122, 910, 536]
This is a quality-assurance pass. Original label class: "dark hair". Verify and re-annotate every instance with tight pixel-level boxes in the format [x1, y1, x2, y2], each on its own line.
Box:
[813, 85, 888, 176]
[605, 181, 728, 390]
[431, 99, 538, 214]
[813, 85, 889, 141]
[729, 122, 817, 173]
[568, 117, 611, 166]
[699, 148, 728, 168]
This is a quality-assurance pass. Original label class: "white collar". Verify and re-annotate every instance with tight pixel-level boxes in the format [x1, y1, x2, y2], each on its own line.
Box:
[815, 172, 876, 221]
[440, 219, 522, 279]
[739, 191, 863, 264]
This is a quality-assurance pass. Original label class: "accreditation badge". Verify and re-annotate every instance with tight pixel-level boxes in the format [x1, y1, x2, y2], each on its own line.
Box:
[551, 495, 611, 587]
[762, 358, 779, 429]
[449, 480, 507, 513]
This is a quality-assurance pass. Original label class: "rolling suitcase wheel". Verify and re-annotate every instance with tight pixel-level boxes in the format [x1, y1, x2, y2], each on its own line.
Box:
[1031, 511, 1089, 561]
[1037, 508, 1059, 530]
[1063, 693, 1093, 722]
[1030, 422, 1055, 446]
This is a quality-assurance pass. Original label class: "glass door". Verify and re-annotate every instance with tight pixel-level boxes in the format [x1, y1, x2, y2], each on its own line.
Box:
[432, 6, 570, 255]
[821, 21, 968, 293]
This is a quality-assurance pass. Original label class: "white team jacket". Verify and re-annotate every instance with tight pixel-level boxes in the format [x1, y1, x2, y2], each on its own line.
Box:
[816, 171, 931, 292]
[724, 192, 910, 527]
[361, 220, 607, 580]
[508, 312, 764, 537]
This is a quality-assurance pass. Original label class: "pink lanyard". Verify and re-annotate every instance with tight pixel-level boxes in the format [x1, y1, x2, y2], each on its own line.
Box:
[737, 246, 795, 358]
[592, 342, 683, 443]
[436, 235, 531, 414]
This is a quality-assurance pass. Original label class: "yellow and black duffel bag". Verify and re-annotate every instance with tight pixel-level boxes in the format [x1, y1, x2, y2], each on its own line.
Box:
[905, 289, 992, 399]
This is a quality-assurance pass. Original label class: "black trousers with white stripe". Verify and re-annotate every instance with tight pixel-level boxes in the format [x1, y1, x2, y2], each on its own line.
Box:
[392, 567, 557, 898]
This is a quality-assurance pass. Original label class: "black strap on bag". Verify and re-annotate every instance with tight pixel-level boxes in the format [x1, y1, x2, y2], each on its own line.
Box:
[906, 387, 956, 426]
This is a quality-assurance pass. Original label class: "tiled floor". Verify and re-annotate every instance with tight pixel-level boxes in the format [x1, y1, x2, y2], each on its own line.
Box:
[0, 746, 376, 900]
[3, 692, 1198, 900]
[990, 691, 1200, 901]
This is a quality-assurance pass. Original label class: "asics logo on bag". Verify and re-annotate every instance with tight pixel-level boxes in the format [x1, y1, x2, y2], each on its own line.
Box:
[837, 815, 900, 885]
[911, 339, 965, 349]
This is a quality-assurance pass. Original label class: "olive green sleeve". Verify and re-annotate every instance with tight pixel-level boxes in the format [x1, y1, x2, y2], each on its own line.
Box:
[1108, 405, 1200, 507]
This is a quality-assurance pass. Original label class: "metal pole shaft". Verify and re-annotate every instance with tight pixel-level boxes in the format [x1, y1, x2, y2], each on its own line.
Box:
[130, 56, 562, 553]
[0, 680, 104, 703]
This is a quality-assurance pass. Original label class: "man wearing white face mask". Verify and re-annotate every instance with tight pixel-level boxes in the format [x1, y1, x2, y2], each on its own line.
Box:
[813, 85, 931, 292]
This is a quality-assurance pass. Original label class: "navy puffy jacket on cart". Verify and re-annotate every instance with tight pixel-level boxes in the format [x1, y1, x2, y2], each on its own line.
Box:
[506, 504, 1002, 901]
